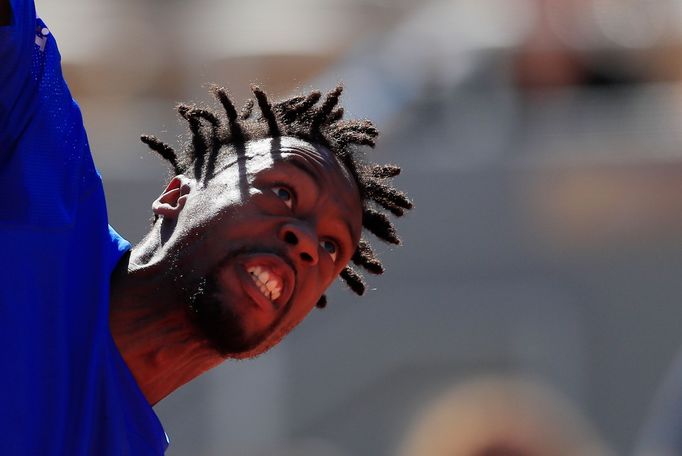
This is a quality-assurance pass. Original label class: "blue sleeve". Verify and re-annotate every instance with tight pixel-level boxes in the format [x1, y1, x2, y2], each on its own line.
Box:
[0, 0, 38, 160]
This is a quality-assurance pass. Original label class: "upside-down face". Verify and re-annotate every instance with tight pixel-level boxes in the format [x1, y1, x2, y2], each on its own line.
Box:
[155, 137, 362, 358]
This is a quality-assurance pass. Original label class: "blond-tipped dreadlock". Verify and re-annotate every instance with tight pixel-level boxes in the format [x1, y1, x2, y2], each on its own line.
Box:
[141, 84, 413, 308]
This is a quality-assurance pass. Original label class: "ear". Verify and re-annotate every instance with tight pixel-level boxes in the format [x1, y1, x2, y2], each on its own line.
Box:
[152, 175, 192, 219]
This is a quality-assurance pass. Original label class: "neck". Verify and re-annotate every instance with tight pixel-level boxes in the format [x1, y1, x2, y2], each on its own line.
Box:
[109, 246, 224, 405]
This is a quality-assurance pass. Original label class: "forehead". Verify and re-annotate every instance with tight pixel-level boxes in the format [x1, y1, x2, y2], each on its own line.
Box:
[244, 137, 357, 191]
[212, 136, 362, 232]
[244, 137, 347, 174]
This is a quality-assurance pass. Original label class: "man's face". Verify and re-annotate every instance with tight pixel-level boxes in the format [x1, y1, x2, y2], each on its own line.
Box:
[161, 137, 362, 358]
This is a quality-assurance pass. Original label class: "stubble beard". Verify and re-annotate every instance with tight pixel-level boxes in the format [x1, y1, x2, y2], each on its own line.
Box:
[168, 244, 297, 358]
[167, 251, 256, 357]
[184, 274, 257, 357]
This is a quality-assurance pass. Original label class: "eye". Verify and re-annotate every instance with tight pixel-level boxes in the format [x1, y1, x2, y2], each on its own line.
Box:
[320, 240, 338, 262]
[271, 185, 294, 209]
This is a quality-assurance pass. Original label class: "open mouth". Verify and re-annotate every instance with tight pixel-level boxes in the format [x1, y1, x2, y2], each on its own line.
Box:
[238, 253, 295, 310]
[247, 265, 283, 301]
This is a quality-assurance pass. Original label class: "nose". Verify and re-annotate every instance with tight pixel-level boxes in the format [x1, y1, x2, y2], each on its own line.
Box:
[279, 222, 319, 266]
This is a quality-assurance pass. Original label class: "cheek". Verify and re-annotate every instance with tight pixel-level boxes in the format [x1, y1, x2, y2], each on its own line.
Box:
[293, 268, 337, 314]
[206, 189, 245, 218]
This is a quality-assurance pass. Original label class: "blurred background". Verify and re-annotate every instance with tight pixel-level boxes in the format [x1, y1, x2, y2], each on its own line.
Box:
[35, 0, 682, 454]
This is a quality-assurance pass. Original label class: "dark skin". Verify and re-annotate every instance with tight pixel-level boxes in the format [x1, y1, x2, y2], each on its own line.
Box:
[109, 137, 362, 405]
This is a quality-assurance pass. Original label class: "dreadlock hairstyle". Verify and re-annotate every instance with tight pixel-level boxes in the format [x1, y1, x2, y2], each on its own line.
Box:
[141, 84, 413, 308]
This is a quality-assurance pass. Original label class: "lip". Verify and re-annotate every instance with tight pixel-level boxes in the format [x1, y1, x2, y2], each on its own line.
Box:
[237, 253, 296, 311]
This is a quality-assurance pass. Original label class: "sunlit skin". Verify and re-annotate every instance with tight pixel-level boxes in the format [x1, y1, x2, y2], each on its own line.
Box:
[109, 137, 362, 405]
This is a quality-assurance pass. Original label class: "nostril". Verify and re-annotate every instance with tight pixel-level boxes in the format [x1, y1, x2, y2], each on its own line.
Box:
[284, 231, 298, 245]
[300, 252, 313, 263]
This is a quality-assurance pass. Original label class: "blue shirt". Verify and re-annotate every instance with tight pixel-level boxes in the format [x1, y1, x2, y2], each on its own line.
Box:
[0, 1, 168, 453]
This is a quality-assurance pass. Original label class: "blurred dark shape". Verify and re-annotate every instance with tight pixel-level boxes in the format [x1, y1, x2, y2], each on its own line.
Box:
[476, 444, 534, 456]
[0, 0, 11, 26]
[512, 0, 681, 90]
[397, 376, 613, 456]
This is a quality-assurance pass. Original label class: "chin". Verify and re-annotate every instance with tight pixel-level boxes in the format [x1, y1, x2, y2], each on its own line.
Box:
[225, 329, 286, 360]
[192, 297, 284, 358]
[221, 310, 301, 359]
[184, 263, 302, 358]
[197, 310, 270, 357]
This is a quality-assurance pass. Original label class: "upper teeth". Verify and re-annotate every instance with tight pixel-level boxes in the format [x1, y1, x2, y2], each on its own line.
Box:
[247, 266, 282, 302]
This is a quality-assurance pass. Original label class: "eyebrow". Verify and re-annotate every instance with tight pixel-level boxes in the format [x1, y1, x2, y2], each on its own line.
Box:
[285, 156, 322, 188]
